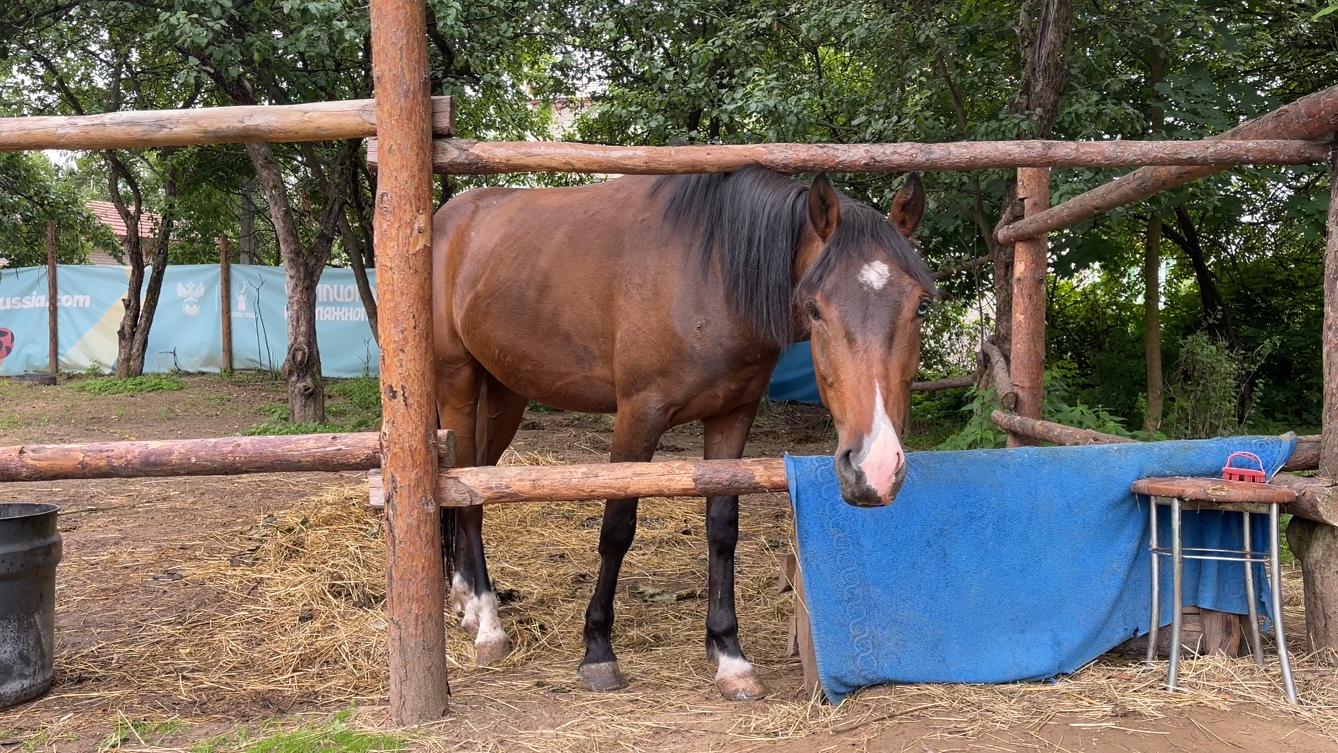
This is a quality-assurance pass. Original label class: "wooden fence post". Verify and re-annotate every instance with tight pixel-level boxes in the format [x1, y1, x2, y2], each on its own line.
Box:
[219, 236, 233, 373]
[46, 220, 58, 379]
[1006, 167, 1050, 447]
[1289, 142, 1338, 655]
[370, 0, 450, 724]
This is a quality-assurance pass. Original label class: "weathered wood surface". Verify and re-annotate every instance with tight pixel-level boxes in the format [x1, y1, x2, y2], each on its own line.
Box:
[370, 0, 451, 724]
[1288, 436, 1321, 472]
[1272, 474, 1338, 528]
[1286, 517, 1338, 652]
[0, 431, 456, 481]
[365, 137, 1329, 176]
[45, 221, 58, 378]
[990, 411, 1133, 446]
[1131, 476, 1298, 506]
[981, 341, 1018, 412]
[219, 237, 233, 372]
[1007, 167, 1049, 447]
[0, 97, 453, 151]
[911, 375, 977, 392]
[1324, 144, 1338, 478]
[997, 84, 1338, 243]
[367, 458, 791, 507]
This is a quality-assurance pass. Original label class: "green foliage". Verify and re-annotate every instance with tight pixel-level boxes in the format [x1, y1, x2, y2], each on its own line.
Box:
[937, 365, 1136, 451]
[245, 377, 380, 435]
[1163, 333, 1243, 439]
[73, 375, 185, 396]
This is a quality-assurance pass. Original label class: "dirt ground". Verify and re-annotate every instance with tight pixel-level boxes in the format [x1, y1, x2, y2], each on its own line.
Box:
[0, 374, 1334, 752]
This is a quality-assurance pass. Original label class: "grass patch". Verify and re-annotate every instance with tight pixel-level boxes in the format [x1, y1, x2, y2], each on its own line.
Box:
[245, 378, 381, 436]
[99, 717, 187, 751]
[190, 712, 403, 753]
[73, 375, 184, 396]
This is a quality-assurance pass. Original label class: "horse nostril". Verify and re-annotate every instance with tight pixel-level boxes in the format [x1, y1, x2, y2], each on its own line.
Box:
[836, 449, 855, 475]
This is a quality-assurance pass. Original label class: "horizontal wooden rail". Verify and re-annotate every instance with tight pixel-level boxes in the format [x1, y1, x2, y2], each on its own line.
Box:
[367, 458, 790, 507]
[990, 410, 1320, 472]
[0, 97, 453, 151]
[366, 137, 1328, 175]
[998, 84, 1338, 242]
[0, 430, 455, 481]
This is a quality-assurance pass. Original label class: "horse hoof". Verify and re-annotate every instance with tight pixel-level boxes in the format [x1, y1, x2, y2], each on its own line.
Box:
[578, 661, 628, 692]
[715, 665, 767, 701]
[475, 636, 513, 667]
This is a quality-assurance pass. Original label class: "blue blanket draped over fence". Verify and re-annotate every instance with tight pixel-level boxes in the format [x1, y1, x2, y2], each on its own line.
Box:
[785, 435, 1296, 703]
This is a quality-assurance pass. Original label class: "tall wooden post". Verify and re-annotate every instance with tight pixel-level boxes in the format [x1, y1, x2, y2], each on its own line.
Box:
[219, 236, 233, 373]
[45, 221, 58, 378]
[370, 0, 449, 724]
[1289, 142, 1338, 655]
[1324, 144, 1338, 480]
[1007, 167, 1050, 447]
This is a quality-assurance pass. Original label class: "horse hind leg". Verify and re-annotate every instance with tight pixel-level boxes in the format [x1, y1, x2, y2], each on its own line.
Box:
[578, 403, 667, 692]
[703, 403, 767, 701]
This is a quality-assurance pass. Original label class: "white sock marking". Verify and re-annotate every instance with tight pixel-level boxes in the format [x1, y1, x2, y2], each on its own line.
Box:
[472, 591, 507, 646]
[715, 654, 755, 681]
[858, 260, 890, 291]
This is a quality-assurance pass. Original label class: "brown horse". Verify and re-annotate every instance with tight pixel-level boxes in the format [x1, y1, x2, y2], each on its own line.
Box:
[431, 167, 935, 700]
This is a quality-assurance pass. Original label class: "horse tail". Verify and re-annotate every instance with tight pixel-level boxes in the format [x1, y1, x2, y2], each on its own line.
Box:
[437, 402, 456, 585]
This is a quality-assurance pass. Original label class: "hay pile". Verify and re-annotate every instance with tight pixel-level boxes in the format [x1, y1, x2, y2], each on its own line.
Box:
[29, 454, 1338, 749]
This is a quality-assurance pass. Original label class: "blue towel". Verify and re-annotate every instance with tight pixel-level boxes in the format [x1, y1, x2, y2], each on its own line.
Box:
[786, 435, 1297, 703]
[767, 342, 821, 404]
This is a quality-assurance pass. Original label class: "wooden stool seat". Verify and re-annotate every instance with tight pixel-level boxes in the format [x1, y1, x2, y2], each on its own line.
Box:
[1132, 476, 1297, 506]
[1135, 475, 1298, 704]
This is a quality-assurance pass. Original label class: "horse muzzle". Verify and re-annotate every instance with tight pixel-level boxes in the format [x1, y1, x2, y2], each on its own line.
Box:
[834, 448, 907, 507]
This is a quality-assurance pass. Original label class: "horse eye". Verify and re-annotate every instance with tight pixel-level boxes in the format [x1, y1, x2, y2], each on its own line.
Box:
[916, 299, 931, 317]
[805, 300, 822, 321]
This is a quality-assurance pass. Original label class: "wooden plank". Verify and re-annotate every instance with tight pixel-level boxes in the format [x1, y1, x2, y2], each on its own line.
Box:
[1325, 144, 1338, 478]
[998, 85, 1338, 243]
[0, 97, 453, 151]
[791, 560, 822, 699]
[367, 457, 791, 508]
[0, 431, 455, 481]
[370, 0, 450, 724]
[1272, 474, 1338, 527]
[366, 137, 1329, 175]
[1007, 167, 1049, 447]
[1132, 476, 1298, 505]
[45, 221, 58, 378]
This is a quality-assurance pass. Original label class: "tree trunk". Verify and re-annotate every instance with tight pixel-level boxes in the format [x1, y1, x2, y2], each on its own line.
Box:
[244, 141, 327, 423]
[239, 178, 259, 264]
[107, 161, 145, 379]
[340, 209, 378, 343]
[1144, 215, 1164, 432]
[124, 172, 177, 375]
[993, 0, 1074, 354]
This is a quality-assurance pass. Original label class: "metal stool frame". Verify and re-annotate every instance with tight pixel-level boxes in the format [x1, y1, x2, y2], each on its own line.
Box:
[1144, 494, 1297, 704]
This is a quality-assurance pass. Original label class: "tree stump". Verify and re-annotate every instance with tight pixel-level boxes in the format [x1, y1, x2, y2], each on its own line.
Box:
[1287, 517, 1338, 655]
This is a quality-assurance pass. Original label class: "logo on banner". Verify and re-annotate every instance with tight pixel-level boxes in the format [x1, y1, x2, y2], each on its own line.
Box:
[0, 328, 13, 366]
[176, 282, 206, 317]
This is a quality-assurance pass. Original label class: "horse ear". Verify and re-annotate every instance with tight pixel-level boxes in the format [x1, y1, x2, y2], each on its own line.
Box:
[807, 173, 841, 241]
[889, 173, 925, 238]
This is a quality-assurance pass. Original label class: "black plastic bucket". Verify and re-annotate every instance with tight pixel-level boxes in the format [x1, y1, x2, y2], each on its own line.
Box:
[0, 503, 61, 709]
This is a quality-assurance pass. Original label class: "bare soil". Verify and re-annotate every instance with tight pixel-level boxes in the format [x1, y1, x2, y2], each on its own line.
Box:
[0, 375, 1332, 752]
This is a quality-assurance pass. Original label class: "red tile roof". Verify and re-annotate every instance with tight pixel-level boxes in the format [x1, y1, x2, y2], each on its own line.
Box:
[86, 200, 158, 240]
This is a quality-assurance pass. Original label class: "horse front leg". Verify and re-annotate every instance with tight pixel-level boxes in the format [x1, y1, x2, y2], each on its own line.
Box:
[578, 404, 666, 692]
[703, 402, 767, 700]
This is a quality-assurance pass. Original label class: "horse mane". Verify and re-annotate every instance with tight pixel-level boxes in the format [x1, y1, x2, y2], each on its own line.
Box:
[652, 167, 936, 346]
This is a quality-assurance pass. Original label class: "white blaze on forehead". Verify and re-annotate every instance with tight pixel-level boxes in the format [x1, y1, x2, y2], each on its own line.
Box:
[854, 383, 905, 499]
[858, 260, 890, 291]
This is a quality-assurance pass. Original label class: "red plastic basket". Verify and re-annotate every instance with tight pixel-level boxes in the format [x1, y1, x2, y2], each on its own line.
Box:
[1221, 451, 1266, 483]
